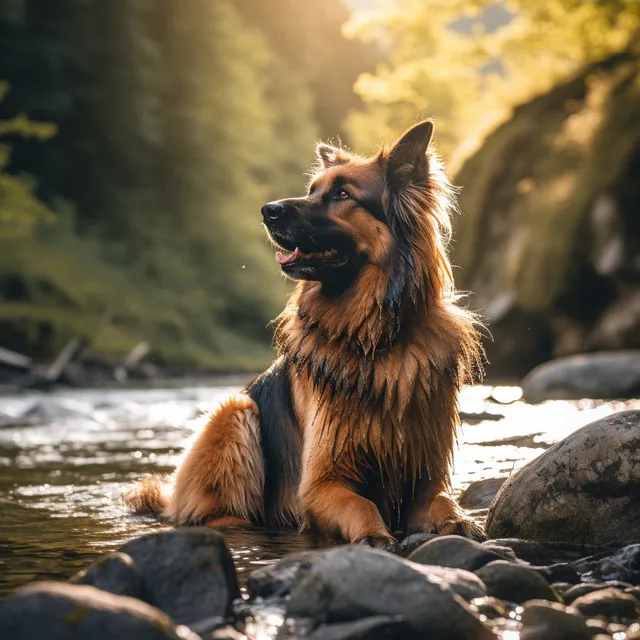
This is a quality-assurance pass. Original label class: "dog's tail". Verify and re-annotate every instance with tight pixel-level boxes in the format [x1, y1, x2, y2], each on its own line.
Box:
[122, 474, 170, 518]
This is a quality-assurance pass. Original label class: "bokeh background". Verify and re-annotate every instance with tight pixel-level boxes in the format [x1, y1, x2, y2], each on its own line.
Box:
[1, 0, 639, 380]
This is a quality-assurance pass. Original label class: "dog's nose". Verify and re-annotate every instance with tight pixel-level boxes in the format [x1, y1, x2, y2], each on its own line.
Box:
[261, 202, 286, 222]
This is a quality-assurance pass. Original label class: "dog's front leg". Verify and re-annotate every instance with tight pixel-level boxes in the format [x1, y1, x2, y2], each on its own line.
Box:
[298, 464, 398, 552]
[405, 476, 485, 541]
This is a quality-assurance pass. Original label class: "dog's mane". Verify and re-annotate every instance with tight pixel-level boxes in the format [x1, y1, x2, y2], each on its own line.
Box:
[274, 145, 484, 499]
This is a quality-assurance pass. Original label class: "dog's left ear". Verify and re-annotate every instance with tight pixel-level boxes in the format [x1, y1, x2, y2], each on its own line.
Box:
[316, 143, 351, 169]
[386, 121, 434, 186]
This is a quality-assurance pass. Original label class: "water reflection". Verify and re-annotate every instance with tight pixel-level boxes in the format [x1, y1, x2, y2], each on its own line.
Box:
[0, 382, 637, 596]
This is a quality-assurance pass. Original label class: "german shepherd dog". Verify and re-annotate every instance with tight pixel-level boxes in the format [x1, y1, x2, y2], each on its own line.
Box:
[124, 121, 484, 549]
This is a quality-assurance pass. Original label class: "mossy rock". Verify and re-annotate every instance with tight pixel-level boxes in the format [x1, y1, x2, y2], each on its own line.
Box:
[453, 54, 640, 377]
[486, 411, 640, 544]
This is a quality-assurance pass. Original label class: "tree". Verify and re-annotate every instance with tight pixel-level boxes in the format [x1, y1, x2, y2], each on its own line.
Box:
[346, 0, 640, 160]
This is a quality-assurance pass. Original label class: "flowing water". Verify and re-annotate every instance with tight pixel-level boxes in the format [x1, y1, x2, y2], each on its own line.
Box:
[0, 379, 637, 597]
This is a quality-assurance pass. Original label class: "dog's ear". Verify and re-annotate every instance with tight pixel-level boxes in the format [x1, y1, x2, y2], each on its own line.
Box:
[386, 121, 434, 187]
[316, 143, 351, 169]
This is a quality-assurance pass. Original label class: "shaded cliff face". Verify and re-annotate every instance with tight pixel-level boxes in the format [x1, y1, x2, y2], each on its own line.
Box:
[454, 54, 640, 379]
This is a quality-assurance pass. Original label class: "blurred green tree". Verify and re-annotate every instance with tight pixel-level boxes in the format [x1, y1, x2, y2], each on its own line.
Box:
[0, 81, 56, 238]
[346, 0, 640, 160]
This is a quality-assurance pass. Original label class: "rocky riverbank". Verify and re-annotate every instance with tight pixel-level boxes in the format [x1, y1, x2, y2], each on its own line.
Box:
[2, 410, 640, 639]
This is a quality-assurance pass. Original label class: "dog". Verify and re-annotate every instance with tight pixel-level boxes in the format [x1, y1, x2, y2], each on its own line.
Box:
[124, 121, 484, 549]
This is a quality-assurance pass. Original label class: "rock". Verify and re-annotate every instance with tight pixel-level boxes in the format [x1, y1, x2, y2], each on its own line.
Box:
[475, 561, 561, 604]
[608, 543, 640, 573]
[118, 528, 240, 624]
[522, 352, 640, 403]
[484, 538, 555, 565]
[408, 535, 514, 571]
[0, 581, 194, 640]
[417, 565, 487, 602]
[286, 545, 494, 639]
[531, 563, 580, 585]
[571, 588, 640, 623]
[398, 533, 439, 557]
[71, 552, 147, 600]
[459, 478, 506, 509]
[579, 557, 640, 584]
[519, 601, 591, 640]
[306, 616, 414, 640]
[469, 596, 508, 620]
[486, 411, 640, 544]
[563, 583, 618, 604]
[246, 551, 320, 600]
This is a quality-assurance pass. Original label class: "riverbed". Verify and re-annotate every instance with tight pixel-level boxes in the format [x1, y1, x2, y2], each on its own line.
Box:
[0, 381, 637, 597]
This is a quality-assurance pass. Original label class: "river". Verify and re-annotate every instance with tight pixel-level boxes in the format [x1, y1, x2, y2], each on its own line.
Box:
[0, 380, 637, 597]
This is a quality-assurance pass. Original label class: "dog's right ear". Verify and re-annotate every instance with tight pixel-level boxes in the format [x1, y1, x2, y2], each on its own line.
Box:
[316, 143, 351, 169]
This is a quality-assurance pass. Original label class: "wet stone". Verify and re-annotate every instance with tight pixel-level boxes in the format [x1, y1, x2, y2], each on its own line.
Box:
[475, 560, 561, 604]
[398, 532, 439, 557]
[531, 562, 580, 584]
[519, 601, 591, 640]
[0, 581, 193, 640]
[71, 552, 147, 600]
[286, 545, 494, 640]
[408, 534, 514, 572]
[306, 615, 415, 640]
[483, 538, 555, 565]
[469, 596, 508, 620]
[458, 478, 506, 509]
[118, 528, 240, 625]
[486, 411, 640, 545]
[563, 582, 632, 604]
[246, 551, 321, 600]
[571, 587, 640, 623]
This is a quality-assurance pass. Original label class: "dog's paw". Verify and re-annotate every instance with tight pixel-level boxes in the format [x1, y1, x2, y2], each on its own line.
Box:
[355, 535, 400, 553]
[436, 517, 486, 541]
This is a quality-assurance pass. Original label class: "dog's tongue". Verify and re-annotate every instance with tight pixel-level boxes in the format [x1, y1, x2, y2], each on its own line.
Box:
[276, 247, 300, 265]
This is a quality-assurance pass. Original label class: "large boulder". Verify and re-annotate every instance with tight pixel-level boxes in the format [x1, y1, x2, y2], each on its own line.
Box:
[0, 581, 193, 640]
[453, 55, 640, 378]
[285, 545, 494, 640]
[487, 411, 640, 544]
[80, 528, 241, 625]
[522, 351, 640, 402]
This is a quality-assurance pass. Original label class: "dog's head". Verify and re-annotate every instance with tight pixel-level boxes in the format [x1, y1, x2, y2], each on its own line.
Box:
[262, 121, 453, 297]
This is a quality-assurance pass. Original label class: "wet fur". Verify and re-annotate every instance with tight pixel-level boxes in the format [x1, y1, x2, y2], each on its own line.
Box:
[124, 122, 485, 546]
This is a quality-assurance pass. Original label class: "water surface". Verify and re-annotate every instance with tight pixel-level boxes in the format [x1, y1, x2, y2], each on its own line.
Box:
[0, 381, 636, 596]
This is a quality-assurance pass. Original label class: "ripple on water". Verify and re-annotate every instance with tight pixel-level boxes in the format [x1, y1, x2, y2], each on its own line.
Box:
[0, 383, 638, 596]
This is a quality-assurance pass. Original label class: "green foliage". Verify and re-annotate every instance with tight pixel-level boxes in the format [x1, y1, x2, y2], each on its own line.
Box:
[0, 1, 333, 367]
[0, 82, 57, 238]
[345, 0, 640, 160]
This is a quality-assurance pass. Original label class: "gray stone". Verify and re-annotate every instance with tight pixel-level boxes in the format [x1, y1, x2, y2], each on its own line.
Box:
[71, 552, 147, 600]
[118, 528, 240, 624]
[0, 581, 194, 640]
[519, 601, 591, 640]
[459, 478, 506, 509]
[483, 538, 555, 565]
[306, 616, 414, 640]
[408, 534, 514, 571]
[398, 532, 439, 557]
[486, 411, 640, 545]
[571, 587, 640, 623]
[246, 551, 321, 600]
[416, 565, 487, 602]
[475, 560, 561, 604]
[522, 351, 640, 403]
[286, 545, 494, 639]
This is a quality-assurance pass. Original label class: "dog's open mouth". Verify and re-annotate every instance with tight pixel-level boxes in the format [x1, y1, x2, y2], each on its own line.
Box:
[276, 247, 339, 266]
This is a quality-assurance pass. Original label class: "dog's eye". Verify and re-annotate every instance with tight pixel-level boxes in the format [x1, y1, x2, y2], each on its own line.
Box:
[334, 188, 351, 201]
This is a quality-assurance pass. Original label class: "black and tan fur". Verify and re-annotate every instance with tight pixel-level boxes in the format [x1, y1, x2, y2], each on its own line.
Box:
[124, 121, 484, 549]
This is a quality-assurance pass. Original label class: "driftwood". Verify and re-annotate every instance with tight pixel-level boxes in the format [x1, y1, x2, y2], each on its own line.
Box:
[0, 346, 32, 370]
[19, 338, 85, 390]
[114, 341, 151, 382]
